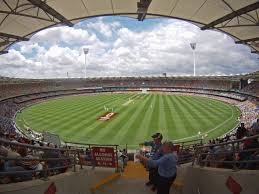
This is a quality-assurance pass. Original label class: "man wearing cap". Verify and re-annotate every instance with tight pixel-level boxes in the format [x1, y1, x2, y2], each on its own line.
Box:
[141, 133, 163, 190]
[136, 141, 177, 194]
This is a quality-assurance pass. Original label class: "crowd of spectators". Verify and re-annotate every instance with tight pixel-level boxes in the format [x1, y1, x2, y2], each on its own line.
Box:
[240, 81, 259, 97]
[0, 131, 72, 184]
[0, 97, 73, 184]
[199, 119, 259, 169]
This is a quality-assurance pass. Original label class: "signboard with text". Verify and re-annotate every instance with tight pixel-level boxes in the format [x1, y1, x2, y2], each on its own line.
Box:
[92, 147, 115, 168]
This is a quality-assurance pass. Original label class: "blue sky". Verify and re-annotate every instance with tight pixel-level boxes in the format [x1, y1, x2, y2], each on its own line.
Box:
[0, 16, 258, 78]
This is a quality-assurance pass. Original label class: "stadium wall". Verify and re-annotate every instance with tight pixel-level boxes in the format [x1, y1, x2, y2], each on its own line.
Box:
[0, 166, 115, 194]
[183, 166, 259, 194]
[1, 164, 258, 194]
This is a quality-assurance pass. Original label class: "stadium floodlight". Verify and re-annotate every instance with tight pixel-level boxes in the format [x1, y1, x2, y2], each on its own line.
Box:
[190, 43, 196, 76]
[83, 48, 89, 79]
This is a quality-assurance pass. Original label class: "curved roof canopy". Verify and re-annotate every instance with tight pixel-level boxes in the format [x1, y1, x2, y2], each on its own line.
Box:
[0, 0, 259, 55]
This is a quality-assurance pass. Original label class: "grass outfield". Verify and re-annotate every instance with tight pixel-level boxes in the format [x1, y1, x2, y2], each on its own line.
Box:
[15, 93, 240, 147]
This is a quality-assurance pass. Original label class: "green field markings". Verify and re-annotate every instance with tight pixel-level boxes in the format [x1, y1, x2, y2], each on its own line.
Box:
[66, 93, 140, 140]
[19, 94, 122, 130]
[175, 101, 238, 142]
[17, 95, 109, 121]
[158, 94, 169, 139]
[189, 96, 232, 115]
[82, 94, 145, 143]
[165, 95, 187, 138]
[179, 95, 222, 126]
[183, 95, 231, 120]
[19, 94, 131, 132]
[169, 95, 194, 137]
[185, 94, 234, 130]
[109, 94, 153, 144]
[133, 94, 158, 143]
[21, 94, 120, 120]
[163, 95, 177, 138]
[146, 94, 161, 137]
[175, 95, 211, 134]
[53, 94, 136, 136]
[15, 93, 241, 145]
[59, 93, 138, 137]
[22, 95, 98, 114]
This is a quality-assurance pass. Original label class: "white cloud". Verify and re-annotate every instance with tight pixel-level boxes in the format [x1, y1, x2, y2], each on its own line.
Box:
[0, 18, 258, 78]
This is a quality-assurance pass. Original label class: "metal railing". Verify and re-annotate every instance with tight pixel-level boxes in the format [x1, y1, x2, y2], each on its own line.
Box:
[192, 134, 259, 169]
[64, 141, 121, 171]
[0, 138, 77, 182]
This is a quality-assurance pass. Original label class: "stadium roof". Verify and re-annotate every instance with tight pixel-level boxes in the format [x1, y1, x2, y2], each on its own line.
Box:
[0, 0, 259, 55]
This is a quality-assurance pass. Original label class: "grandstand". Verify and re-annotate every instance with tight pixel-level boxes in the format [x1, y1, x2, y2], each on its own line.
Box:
[0, 1, 259, 194]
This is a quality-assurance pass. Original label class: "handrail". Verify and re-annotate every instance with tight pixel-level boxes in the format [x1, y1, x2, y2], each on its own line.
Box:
[0, 165, 73, 175]
[196, 134, 259, 149]
[193, 134, 259, 169]
[65, 141, 119, 147]
[173, 138, 203, 144]
[0, 156, 73, 161]
[0, 138, 76, 151]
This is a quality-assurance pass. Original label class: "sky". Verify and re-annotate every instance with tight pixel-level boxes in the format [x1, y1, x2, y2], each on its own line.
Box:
[0, 16, 258, 79]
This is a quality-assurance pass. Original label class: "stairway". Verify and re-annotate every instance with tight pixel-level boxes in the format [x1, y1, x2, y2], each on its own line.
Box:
[93, 161, 183, 194]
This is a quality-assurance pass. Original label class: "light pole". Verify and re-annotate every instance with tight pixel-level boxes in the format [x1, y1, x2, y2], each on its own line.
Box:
[83, 48, 89, 79]
[190, 43, 196, 76]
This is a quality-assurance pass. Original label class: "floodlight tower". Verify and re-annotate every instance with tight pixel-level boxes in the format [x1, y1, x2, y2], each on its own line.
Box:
[190, 43, 196, 76]
[83, 48, 89, 79]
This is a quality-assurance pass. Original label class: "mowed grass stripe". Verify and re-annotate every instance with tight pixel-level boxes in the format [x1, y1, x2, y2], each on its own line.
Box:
[83, 94, 145, 143]
[163, 95, 178, 139]
[179, 95, 222, 122]
[25, 94, 133, 131]
[23, 94, 124, 120]
[146, 94, 160, 137]
[110, 94, 153, 145]
[59, 93, 137, 138]
[133, 94, 158, 144]
[166, 95, 188, 138]
[24, 95, 102, 114]
[22, 94, 124, 129]
[183, 95, 230, 120]
[53, 94, 136, 135]
[158, 94, 169, 139]
[169, 95, 193, 136]
[176, 95, 215, 133]
[189, 96, 232, 115]
[15, 93, 241, 146]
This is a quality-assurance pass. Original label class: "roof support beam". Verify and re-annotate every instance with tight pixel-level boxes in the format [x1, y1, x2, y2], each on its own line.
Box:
[201, 1, 259, 30]
[0, 51, 8, 55]
[27, 0, 73, 27]
[0, 32, 29, 41]
[137, 0, 152, 21]
[236, 37, 259, 44]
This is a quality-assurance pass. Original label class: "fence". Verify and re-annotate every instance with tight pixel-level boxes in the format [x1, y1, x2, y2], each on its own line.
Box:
[192, 134, 259, 169]
[64, 141, 121, 171]
[0, 138, 77, 182]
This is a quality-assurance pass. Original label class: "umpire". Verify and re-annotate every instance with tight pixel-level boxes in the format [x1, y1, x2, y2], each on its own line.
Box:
[141, 133, 163, 190]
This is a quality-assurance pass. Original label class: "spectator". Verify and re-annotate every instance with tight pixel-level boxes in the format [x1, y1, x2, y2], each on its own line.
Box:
[141, 133, 163, 191]
[137, 141, 177, 194]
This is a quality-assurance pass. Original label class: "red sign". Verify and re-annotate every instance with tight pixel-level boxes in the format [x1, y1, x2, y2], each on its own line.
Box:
[44, 182, 57, 194]
[92, 147, 115, 168]
[225, 176, 242, 194]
